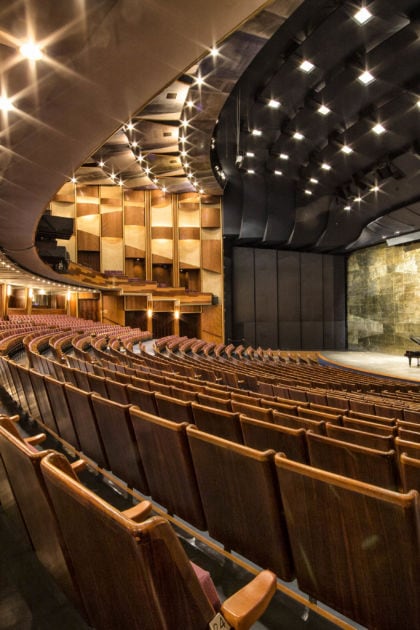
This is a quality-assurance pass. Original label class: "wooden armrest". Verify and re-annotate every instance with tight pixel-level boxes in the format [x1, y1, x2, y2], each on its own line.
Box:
[71, 459, 87, 474]
[122, 501, 153, 522]
[25, 433, 47, 446]
[220, 570, 276, 630]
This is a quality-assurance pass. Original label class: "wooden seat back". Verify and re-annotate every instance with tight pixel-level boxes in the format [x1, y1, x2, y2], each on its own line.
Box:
[0, 417, 83, 612]
[191, 402, 243, 443]
[187, 425, 294, 581]
[155, 392, 194, 423]
[41, 451, 276, 630]
[307, 431, 400, 490]
[126, 384, 158, 415]
[325, 422, 394, 452]
[231, 400, 274, 423]
[275, 453, 420, 630]
[64, 383, 109, 468]
[273, 410, 325, 434]
[43, 375, 80, 447]
[400, 453, 420, 493]
[90, 394, 149, 493]
[240, 415, 309, 463]
[129, 407, 206, 529]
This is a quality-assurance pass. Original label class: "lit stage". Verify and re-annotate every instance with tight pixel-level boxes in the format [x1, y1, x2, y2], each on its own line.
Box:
[319, 351, 420, 384]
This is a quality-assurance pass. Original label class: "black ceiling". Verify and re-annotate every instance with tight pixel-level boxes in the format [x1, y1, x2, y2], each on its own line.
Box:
[212, 0, 420, 253]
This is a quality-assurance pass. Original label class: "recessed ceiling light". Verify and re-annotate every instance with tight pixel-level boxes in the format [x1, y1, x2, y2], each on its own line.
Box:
[293, 131, 304, 140]
[210, 46, 219, 57]
[126, 122, 135, 131]
[318, 104, 330, 116]
[321, 162, 331, 171]
[195, 76, 204, 86]
[0, 96, 14, 111]
[370, 184, 379, 192]
[344, 205, 351, 211]
[246, 152, 255, 157]
[20, 41, 43, 60]
[372, 122, 385, 135]
[416, 99, 420, 109]
[341, 145, 353, 154]
[186, 99, 194, 108]
[304, 189, 313, 195]
[309, 177, 318, 184]
[358, 70, 374, 85]
[300, 59, 315, 73]
[354, 196, 362, 202]
[268, 99, 281, 109]
[247, 169, 255, 174]
[251, 129, 262, 136]
[274, 170, 283, 176]
[354, 7, 373, 25]
[279, 153, 289, 160]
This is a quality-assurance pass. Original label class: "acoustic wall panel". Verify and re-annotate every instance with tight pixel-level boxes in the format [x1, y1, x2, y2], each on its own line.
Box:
[255, 249, 278, 348]
[231, 246, 346, 350]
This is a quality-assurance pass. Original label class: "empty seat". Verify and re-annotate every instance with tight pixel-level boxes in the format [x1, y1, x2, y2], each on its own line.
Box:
[273, 410, 325, 435]
[240, 415, 309, 463]
[104, 378, 130, 404]
[400, 452, 420, 493]
[191, 402, 243, 443]
[275, 453, 420, 630]
[28, 370, 60, 435]
[297, 406, 341, 426]
[86, 373, 109, 398]
[43, 375, 80, 447]
[90, 394, 149, 494]
[306, 431, 400, 490]
[342, 416, 396, 436]
[0, 417, 84, 613]
[398, 427, 420, 444]
[187, 425, 294, 581]
[41, 451, 276, 630]
[197, 392, 232, 411]
[347, 409, 396, 426]
[231, 400, 274, 423]
[325, 422, 394, 452]
[64, 383, 109, 468]
[129, 407, 205, 529]
[155, 392, 194, 423]
[126, 384, 158, 415]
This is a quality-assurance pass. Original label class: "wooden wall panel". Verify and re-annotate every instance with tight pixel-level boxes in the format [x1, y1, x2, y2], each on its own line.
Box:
[77, 231, 100, 251]
[179, 240, 200, 268]
[101, 211, 123, 238]
[179, 227, 200, 240]
[102, 294, 125, 326]
[201, 206, 220, 228]
[200, 304, 223, 343]
[124, 206, 145, 226]
[202, 240, 221, 273]
[101, 237, 124, 272]
[125, 225, 145, 254]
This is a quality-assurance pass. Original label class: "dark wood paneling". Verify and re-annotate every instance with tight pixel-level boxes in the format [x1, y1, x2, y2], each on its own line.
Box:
[151, 226, 173, 240]
[77, 231, 100, 251]
[201, 206, 220, 228]
[178, 227, 200, 240]
[124, 206, 145, 225]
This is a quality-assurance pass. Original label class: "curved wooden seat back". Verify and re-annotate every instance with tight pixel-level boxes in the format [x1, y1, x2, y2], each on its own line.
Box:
[191, 402, 243, 443]
[40, 452, 214, 630]
[129, 407, 206, 529]
[306, 431, 400, 490]
[43, 375, 80, 447]
[0, 418, 83, 612]
[240, 415, 309, 463]
[64, 384, 109, 468]
[400, 453, 420, 493]
[275, 454, 420, 630]
[187, 425, 294, 581]
[154, 392, 194, 424]
[126, 384, 157, 415]
[90, 394, 149, 494]
[231, 400, 273, 423]
[325, 422, 394, 452]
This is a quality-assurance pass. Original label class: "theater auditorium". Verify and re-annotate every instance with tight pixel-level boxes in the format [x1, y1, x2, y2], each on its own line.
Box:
[0, 1, 419, 629]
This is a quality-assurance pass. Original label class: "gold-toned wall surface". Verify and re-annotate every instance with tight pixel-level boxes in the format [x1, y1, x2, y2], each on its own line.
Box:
[347, 242, 420, 354]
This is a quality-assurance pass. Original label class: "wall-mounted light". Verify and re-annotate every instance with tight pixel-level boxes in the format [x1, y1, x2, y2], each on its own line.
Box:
[28, 288, 34, 299]
[147, 307, 153, 318]
[6, 285, 12, 296]
[174, 309, 180, 320]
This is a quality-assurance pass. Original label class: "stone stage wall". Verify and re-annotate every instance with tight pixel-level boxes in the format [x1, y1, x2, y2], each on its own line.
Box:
[347, 241, 420, 354]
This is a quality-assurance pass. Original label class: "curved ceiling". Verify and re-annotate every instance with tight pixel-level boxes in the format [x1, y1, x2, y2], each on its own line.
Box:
[215, 0, 420, 253]
[0, 0, 418, 290]
[0, 0, 268, 283]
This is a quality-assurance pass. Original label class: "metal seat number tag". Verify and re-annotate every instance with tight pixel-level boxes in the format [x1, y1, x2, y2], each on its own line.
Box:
[209, 612, 231, 630]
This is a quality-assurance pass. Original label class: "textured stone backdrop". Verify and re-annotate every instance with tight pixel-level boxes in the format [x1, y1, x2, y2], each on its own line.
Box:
[347, 242, 420, 354]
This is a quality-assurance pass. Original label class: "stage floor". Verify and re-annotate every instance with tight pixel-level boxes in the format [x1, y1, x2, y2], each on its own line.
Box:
[320, 351, 420, 384]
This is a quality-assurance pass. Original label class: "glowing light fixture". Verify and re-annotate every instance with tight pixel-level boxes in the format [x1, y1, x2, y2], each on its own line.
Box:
[251, 129, 262, 136]
[0, 96, 14, 111]
[147, 308, 153, 318]
[354, 7, 372, 24]
[293, 131, 304, 140]
[358, 70, 374, 85]
[246, 152, 255, 157]
[309, 177, 318, 184]
[372, 122, 385, 135]
[304, 189, 313, 195]
[210, 46, 219, 57]
[268, 99, 281, 109]
[247, 169, 255, 174]
[318, 104, 330, 116]
[341, 145, 353, 154]
[279, 153, 289, 160]
[20, 41, 43, 60]
[321, 162, 331, 171]
[300, 59, 315, 73]
[274, 170, 283, 176]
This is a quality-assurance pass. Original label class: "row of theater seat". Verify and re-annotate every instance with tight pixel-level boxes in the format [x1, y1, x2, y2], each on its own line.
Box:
[0, 416, 276, 630]
[0, 351, 419, 629]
